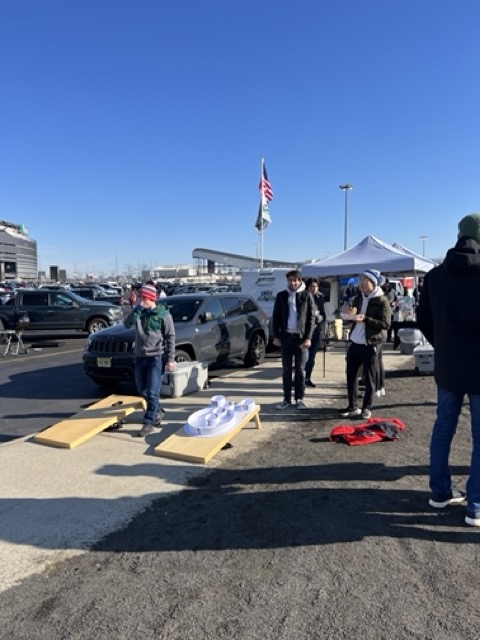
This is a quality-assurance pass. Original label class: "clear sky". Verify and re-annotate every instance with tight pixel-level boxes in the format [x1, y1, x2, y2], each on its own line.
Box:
[1, 0, 479, 279]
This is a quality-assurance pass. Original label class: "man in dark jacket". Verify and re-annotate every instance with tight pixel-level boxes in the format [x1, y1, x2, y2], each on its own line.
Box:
[304, 277, 326, 387]
[272, 270, 315, 410]
[338, 269, 391, 420]
[417, 213, 480, 526]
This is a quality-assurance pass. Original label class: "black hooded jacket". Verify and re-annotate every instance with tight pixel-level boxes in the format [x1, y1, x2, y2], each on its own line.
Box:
[417, 236, 480, 393]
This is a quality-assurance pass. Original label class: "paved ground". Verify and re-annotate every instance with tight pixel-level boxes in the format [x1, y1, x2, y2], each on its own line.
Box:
[0, 344, 478, 639]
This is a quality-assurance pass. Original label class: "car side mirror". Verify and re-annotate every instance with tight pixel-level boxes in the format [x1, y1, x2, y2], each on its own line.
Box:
[200, 311, 213, 323]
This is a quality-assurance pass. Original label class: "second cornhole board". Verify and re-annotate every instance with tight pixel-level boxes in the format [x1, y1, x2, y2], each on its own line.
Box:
[154, 405, 261, 464]
[33, 395, 146, 449]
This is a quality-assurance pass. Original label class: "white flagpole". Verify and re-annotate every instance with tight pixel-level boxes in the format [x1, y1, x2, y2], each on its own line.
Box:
[260, 155, 264, 268]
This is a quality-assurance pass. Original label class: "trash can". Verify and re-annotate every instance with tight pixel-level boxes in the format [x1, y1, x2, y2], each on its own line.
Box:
[397, 328, 422, 355]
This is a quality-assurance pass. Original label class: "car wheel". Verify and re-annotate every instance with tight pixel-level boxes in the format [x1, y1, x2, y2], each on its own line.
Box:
[244, 333, 266, 367]
[175, 349, 193, 363]
[87, 317, 109, 333]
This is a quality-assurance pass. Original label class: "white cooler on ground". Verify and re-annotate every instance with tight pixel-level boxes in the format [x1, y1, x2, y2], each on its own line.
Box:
[414, 344, 434, 374]
[161, 361, 209, 398]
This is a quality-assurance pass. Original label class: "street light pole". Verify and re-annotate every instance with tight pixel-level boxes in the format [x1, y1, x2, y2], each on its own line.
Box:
[420, 235, 428, 257]
[339, 184, 353, 251]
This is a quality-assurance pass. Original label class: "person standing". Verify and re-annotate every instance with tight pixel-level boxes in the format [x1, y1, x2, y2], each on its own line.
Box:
[272, 270, 315, 410]
[417, 214, 480, 526]
[129, 287, 137, 308]
[124, 283, 176, 437]
[338, 269, 391, 420]
[304, 277, 326, 388]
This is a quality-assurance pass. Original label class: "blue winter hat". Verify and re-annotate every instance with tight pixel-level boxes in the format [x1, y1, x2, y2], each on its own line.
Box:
[360, 269, 382, 287]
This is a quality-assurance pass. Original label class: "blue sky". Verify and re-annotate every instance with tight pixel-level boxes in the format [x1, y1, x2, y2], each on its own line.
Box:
[1, 0, 479, 279]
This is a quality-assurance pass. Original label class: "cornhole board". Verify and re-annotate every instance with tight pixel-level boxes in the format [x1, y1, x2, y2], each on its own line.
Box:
[33, 395, 146, 449]
[154, 405, 261, 464]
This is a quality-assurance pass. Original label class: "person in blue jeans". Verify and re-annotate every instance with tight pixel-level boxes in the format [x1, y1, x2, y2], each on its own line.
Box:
[417, 213, 480, 526]
[124, 283, 176, 438]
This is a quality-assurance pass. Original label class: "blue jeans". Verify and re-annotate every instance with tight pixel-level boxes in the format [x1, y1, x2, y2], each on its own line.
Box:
[134, 356, 164, 425]
[430, 387, 480, 515]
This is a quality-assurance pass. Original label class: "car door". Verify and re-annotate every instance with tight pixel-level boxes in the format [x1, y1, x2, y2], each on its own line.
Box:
[220, 296, 246, 357]
[194, 298, 228, 362]
[47, 292, 82, 329]
[17, 291, 50, 328]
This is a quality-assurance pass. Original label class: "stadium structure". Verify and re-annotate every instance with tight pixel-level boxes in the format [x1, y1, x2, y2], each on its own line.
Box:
[191, 247, 299, 272]
[0, 220, 37, 281]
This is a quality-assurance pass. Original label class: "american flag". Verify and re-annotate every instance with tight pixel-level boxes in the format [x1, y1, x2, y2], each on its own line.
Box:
[259, 161, 273, 202]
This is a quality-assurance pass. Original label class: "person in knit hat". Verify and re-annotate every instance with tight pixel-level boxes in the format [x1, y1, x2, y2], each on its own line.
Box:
[458, 213, 480, 243]
[124, 283, 176, 437]
[338, 268, 391, 420]
[417, 213, 480, 526]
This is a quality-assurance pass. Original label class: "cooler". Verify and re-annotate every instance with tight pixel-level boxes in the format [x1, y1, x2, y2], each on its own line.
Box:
[397, 328, 422, 354]
[414, 344, 434, 374]
[161, 361, 209, 398]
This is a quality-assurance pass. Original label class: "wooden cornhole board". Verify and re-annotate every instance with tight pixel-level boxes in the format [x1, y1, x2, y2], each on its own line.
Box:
[154, 405, 261, 464]
[33, 395, 146, 449]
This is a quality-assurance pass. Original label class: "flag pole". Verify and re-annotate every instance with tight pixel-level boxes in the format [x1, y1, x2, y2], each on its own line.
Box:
[260, 155, 264, 268]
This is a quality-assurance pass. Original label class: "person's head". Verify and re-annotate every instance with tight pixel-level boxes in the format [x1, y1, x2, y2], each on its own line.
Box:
[138, 283, 157, 308]
[286, 269, 303, 292]
[306, 277, 319, 294]
[358, 269, 381, 294]
[458, 214, 480, 243]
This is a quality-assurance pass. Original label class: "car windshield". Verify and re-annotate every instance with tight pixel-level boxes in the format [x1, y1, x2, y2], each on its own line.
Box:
[158, 297, 203, 322]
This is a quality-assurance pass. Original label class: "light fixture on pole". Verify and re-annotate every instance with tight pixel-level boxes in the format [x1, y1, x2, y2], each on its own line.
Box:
[420, 235, 428, 257]
[339, 184, 353, 251]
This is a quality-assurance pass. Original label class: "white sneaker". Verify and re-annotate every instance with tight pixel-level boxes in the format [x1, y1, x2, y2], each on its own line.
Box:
[361, 408, 372, 419]
[375, 388, 386, 398]
[296, 399, 307, 410]
[276, 400, 291, 410]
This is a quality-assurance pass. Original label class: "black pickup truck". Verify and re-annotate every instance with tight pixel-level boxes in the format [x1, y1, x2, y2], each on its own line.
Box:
[0, 289, 124, 333]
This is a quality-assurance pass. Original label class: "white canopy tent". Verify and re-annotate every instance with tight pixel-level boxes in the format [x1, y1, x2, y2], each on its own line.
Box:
[302, 235, 436, 278]
[391, 242, 438, 268]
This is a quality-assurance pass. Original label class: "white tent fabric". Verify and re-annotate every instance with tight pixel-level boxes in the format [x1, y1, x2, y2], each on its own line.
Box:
[391, 242, 438, 268]
[302, 235, 435, 278]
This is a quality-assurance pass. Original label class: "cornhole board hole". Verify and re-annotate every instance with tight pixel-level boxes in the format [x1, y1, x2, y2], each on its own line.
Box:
[33, 395, 146, 449]
[154, 405, 261, 464]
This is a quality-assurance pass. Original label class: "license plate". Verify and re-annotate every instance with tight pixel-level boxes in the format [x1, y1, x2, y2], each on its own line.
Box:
[97, 357, 112, 368]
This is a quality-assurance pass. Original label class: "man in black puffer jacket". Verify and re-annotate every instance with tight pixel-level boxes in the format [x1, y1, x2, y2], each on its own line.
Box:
[417, 213, 480, 526]
[272, 270, 315, 410]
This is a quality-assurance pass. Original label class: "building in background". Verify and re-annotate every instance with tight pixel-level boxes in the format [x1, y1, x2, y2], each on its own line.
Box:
[0, 220, 37, 281]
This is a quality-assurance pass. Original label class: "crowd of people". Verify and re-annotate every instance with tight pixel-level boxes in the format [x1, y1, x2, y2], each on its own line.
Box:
[126, 213, 480, 528]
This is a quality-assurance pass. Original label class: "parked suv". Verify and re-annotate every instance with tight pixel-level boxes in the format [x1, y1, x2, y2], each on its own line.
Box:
[83, 293, 269, 387]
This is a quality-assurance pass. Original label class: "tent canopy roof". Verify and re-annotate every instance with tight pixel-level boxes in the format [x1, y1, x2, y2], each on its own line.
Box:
[302, 235, 436, 278]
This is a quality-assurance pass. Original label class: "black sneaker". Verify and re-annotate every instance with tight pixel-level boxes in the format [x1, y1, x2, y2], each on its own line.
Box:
[338, 407, 361, 418]
[305, 379, 316, 388]
[137, 423, 155, 437]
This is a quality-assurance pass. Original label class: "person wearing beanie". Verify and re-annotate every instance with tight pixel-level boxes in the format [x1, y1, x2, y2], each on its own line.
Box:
[124, 283, 176, 437]
[272, 269, 316, 410]
[458, 213, 480, 244]
[417, 214, 480, 526]
[338, 268, 391, 420]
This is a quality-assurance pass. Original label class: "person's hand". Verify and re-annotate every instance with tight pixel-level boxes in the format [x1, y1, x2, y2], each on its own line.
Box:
[273, 338, 281, 347]
[354, 314, 365, 322]
[302, 339, 311, 349]
[165, 360, 175, 372]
